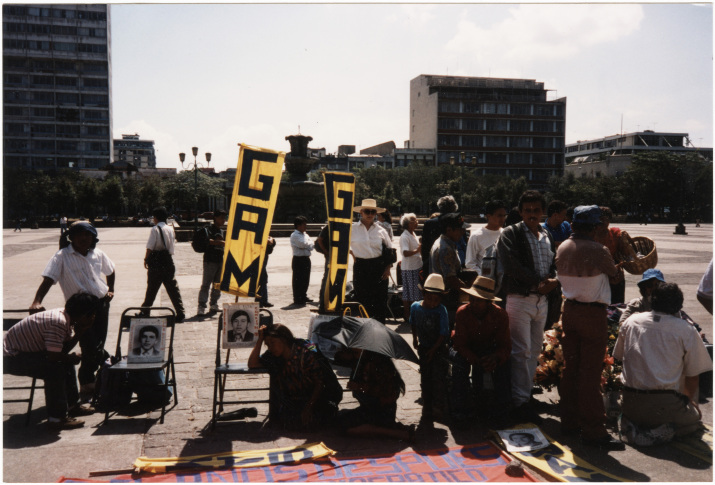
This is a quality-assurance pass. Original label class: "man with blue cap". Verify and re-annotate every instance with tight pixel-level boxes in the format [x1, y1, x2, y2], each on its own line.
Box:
[555, 205, 625, 450]
[30, 221, 116, 400]
[619, 268, 666, 324]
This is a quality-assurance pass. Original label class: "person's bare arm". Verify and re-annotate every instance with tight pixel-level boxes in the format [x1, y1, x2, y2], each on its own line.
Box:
[30, 276, 55, 313]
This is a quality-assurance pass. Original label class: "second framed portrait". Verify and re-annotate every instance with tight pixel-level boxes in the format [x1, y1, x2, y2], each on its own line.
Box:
[222, 302, 259, 348]
[127, 318, 167, 363]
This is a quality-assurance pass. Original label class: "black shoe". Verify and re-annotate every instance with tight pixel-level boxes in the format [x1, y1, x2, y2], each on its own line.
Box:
[175, 313, 185, 323]
[263, 302, 274, 308]
[581, 435, 626, 451]
[305, 298, 314, 303]
[68, 404, 95, 417]
[511, 403, 543, 425]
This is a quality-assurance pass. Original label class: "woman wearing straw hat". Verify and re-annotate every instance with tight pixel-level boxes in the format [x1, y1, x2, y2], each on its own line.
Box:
[350, 199, 394, 323]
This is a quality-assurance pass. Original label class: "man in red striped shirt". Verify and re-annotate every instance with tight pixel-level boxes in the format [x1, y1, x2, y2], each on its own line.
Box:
[5, 293, 99, 430]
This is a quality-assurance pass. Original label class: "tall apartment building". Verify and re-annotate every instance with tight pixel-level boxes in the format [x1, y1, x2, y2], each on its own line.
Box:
[3, 4, 112, 170]
[114, 133, 156, 169]
[409, 75, 566, 187]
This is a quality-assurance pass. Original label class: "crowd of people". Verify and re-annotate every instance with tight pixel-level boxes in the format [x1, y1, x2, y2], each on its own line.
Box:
[5, 193, 712, 451]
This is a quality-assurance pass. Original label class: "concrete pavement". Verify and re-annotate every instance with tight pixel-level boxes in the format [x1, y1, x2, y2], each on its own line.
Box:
[3, 223, 713, 482]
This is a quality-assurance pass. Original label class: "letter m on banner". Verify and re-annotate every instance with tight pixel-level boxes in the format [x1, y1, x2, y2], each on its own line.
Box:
[220, 144, 285, 298]
[322, 172, 355, 312]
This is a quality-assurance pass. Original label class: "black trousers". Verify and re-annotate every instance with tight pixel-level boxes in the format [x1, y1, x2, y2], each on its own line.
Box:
[292, 256, 311, 303]
[78, 297, 110, 385]
[141, 256, 185, 318]
[4, 353, 79, 419]
[353, 257, 389, 322]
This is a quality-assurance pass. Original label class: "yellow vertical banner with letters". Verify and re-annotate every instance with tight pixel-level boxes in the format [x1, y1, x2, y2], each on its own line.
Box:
[220, 144, 285, 298]
[322, 172, 355, 312]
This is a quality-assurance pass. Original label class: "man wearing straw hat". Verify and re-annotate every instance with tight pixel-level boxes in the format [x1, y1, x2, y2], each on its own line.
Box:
[449, 276, 512, 426]
[556, 205, 624, 450]
[350, 199, 393, 323]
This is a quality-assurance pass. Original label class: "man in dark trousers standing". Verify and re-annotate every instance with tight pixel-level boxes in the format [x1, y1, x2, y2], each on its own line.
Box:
[198, 209, 226, 315]
[290, 215, 314, 305]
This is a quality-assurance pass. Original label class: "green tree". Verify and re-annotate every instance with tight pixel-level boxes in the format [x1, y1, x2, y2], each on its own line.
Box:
[76, 177, 101, 218]
[99, 175, 126, 216]
[163, 171, 223, 214]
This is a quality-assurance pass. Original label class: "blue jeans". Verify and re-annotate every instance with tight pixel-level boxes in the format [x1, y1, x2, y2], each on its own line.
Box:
[198, 261, 222, 309]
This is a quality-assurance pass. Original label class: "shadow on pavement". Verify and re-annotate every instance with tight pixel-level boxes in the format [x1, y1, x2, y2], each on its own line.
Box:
[3, 414, 61, 449]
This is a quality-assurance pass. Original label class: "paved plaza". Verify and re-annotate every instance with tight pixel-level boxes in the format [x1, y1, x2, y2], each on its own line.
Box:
[2, 223, 713, 482]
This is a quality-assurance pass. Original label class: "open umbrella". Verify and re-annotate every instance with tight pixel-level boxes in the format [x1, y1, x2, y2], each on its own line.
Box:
[312, 316, 419, 364]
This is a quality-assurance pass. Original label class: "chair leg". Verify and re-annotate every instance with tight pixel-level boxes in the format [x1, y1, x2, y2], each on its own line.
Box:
[211, 372, 219, 430]
[25, 377, 37, 427]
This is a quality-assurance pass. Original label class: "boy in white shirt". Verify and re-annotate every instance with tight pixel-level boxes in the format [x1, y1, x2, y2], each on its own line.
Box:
[465, 200, 507, 273]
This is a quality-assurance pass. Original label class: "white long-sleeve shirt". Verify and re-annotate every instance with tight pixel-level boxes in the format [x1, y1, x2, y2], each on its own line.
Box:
[290, 229, 314, 257]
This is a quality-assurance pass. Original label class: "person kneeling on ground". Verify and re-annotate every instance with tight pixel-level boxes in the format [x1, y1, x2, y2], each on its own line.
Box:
[4, 292, 100, 429]
[336, 349, 414, 441]
[248, 323, 342, 430]
[614, 283, 713, 445]
[449, 276, 512, 428]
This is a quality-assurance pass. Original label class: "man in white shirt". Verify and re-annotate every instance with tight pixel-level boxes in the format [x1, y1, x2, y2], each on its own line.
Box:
[465, 200, 507, 273]
[140, 207, 185, 322]
[30, 221, 115, 396]
[615, 283, 712, 439]
[290, 215, 314, 306]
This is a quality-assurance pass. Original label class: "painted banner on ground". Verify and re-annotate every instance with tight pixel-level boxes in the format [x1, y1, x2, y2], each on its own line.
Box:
[321, 172, 355, 312]
[59, 442, 536, 482]
[221, 144, 285, 298]
[493, 425, 627, 482]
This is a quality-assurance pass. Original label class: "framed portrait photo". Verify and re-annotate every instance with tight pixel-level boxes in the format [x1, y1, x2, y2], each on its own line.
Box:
[222, 302, 259, 349]
[127, 318, 167, 363]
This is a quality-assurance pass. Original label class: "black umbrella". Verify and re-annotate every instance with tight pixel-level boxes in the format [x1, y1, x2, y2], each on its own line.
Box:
[313, 316, 419, 364]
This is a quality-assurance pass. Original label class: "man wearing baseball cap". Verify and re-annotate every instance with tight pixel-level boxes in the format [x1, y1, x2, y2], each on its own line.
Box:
[619, 268, 666, 324]
[30, 221, 116, 399]
[556, 205, 624, 450]
[448, 276, 511, 427]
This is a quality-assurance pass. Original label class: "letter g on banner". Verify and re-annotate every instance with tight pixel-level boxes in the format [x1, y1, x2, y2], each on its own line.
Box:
[322, 172, 355, 312]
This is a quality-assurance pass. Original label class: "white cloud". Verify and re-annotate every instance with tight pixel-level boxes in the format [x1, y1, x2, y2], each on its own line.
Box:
[446, 4, 644, 67]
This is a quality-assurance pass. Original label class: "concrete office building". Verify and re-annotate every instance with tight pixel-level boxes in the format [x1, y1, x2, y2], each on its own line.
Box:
[3, 4, 112, 170]
[564, 131, 713, 178]
[409, 74, 566, 187]
[113, 133, 156, 169]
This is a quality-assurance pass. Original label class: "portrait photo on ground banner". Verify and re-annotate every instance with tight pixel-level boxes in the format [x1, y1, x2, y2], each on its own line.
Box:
[498, 427, 549, 452]
[223, 302, 260, 348]
[127, 318, 167, 363]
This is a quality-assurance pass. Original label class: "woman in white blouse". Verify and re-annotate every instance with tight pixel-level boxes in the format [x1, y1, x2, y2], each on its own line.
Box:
[399, 213, 422, 321]
[350, 199, 393, 322]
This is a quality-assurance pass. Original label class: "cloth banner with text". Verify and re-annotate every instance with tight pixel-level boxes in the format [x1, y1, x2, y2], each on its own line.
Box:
[321, 172, 355, 312]
[221, 144, 285, 298]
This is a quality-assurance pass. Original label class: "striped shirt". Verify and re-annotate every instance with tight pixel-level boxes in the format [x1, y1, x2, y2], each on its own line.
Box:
[3, 308, 72, 356]
[522, 224, 553, 281]
[42, 245, 115, 300]
[146, 222, 176, 254]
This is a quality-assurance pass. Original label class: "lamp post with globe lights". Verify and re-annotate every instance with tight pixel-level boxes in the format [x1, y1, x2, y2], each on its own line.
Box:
[179, 147, 211, 232]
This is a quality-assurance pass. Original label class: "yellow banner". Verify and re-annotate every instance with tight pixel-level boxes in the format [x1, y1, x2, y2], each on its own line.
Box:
[221, 144, 285, 298]
[133, 441, 335, 474]
[322, 172, 355, 312]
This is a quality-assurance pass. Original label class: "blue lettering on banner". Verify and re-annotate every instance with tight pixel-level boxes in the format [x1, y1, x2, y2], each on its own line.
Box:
[238, 149, 278, 201]
[220, 250, 261, 295]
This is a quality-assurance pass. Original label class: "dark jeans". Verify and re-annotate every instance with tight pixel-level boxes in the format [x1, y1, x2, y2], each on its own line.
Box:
[353, 257, 389, 322]
[419, 346, 448, 416]
[256, 257, 270, 306]
[4, 353, 79, 419]
[78, 297, 110, 385]
[448, 348, 512, 419]
[141, 256, 185, 318]
[292, 256, 311, 303]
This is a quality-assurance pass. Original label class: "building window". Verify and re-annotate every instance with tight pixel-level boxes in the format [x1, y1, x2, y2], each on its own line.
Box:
[462, 119, 482, 130]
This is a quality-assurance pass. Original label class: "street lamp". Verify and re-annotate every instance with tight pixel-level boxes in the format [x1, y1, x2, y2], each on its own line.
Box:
[179, 147, 211, 232]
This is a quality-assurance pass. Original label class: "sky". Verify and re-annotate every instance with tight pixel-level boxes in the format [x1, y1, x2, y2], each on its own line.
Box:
[110, 3, 713, 173]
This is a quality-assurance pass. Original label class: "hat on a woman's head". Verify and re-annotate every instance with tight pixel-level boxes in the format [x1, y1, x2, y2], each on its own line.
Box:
[637, 268, 665, 287]
[461, 276, 501, 301]
[419, 274, 448, 294]
[353, 198, 385, 213]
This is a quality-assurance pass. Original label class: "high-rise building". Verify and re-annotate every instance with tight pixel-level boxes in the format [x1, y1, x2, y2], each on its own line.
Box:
[3, 4, 112, 170]
[114, 133, 156, 169]
[409, 74, 566, 187]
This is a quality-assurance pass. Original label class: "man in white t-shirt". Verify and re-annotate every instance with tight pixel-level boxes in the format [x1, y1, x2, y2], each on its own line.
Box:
[615, 283, 712, 439]
[465, 200, 507, 273]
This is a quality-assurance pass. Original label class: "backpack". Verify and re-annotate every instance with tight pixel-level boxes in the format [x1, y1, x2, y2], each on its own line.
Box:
[92, 357, 132, 412]
[481, 240, 504, 294]
[191, 226, 209, 253]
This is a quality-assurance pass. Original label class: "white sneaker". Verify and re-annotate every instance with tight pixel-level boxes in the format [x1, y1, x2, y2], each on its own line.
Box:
[210, 304, 220, 313]
[197, 306, 206, 316]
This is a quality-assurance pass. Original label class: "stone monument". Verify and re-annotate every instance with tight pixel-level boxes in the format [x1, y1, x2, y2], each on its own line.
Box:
[274, 133, 324, 222]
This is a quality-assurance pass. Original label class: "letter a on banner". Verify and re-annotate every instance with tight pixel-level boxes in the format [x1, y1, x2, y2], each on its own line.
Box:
[220, 144, 285, 298]
[322, 172, 355, 312]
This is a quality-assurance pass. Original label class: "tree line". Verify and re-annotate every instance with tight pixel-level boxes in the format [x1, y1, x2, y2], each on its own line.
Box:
[4, 152, 712, 223]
